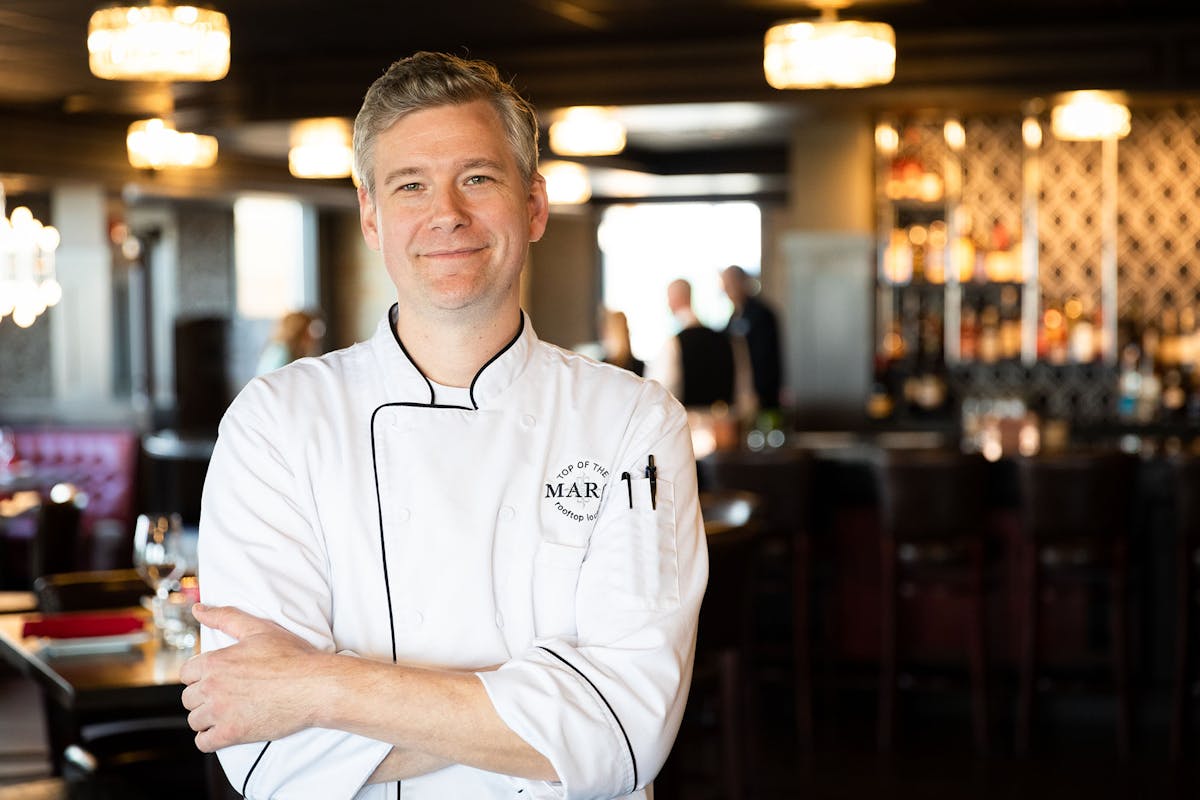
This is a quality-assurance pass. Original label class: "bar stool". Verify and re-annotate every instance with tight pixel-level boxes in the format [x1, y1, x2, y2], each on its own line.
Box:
[1014, 450, 1138, 758]
[699, 447, 815, 750]
[871, 448, 990, 754]
[660, 489, 762, 800]
[1170, 454, 1200, 761]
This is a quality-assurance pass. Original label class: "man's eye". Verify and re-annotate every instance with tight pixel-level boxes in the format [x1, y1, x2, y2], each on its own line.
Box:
[465, 175, 492, 186]
[399, 182, 422, 192]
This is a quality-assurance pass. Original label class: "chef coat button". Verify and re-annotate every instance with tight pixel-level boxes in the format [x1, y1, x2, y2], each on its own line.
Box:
[402, 609, 423, 626]
[520, 414, 535, 429]
[495, 611, 505, 629]
[396, 508, 410, 523]
[499, 505, 515, 522]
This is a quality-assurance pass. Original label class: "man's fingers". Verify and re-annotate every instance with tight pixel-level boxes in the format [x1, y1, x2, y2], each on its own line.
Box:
[194, 729, 220, 754]
[179, 652, 205, 686]
[192, 603, 273, 640]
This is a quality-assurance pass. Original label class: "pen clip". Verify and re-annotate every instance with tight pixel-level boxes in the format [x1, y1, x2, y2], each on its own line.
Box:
[645, 454, 657, 510]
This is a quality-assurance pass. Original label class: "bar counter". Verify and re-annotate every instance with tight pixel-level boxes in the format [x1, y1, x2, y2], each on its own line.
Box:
[699, 427, 1184, 691]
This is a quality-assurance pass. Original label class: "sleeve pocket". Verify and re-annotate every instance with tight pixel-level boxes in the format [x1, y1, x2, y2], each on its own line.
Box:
[533, 540, 588, 639]
[609, 477, 679, 611]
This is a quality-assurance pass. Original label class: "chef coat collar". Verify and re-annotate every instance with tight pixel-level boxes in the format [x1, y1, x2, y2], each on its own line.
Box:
[372, 303, 535, 410]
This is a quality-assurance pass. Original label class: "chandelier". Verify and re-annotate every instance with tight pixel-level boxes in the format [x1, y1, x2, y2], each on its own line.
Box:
[88, 2, 230, 82]
[0, 186, 62, 329]
[127, 118, 219, 169]
[549, 107, 626, 157]
[1050, 91, 1131, 141]
[764, 1, 895, 89]
[289, 118, 354, 179]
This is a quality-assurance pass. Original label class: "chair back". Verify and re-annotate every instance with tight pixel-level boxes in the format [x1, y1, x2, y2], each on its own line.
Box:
[699, 448, 811, 540]
[1016, 450, 1137, 545]
[1171, 454, 1200, 562]
[699, 489, 764, 650]
[34, 568, 148, 613]
[30, 492, 83, 579]
[872, 448, 987, 543]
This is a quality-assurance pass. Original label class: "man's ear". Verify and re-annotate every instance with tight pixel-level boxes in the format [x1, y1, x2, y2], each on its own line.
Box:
[527, 173, 550, 243]
[358, 185, 381, 251]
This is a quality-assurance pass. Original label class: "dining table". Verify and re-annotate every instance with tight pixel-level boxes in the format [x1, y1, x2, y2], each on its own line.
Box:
[0, 604, 194, 772]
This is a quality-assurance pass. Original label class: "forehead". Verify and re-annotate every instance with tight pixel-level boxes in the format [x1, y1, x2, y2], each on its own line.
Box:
[375, 100, 513, 169]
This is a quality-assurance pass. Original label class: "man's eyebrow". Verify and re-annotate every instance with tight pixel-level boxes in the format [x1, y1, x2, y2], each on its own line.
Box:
[460, 158, 505, 172]
[381, 167, 423, 185]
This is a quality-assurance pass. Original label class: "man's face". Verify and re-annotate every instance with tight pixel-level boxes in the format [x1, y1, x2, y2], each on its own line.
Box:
[358, 100, 548, 322]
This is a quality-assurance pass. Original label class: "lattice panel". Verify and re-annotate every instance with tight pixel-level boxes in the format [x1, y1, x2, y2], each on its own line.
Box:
[883, 106, 1200, 422]
[1036, 137, 1104, 310]
[962, 117, 1022, 249]
[1117, 107, 1200, 316]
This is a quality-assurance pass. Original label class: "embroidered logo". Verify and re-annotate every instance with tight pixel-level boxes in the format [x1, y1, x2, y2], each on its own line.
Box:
[544, 459, 609, 523]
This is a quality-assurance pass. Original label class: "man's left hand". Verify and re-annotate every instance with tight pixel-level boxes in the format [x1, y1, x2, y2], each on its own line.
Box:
[180, 604, 325, 752]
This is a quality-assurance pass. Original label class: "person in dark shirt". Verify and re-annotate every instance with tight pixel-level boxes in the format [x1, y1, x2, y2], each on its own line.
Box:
[646, 279, 734, 408]
[721, 265, 782, 411]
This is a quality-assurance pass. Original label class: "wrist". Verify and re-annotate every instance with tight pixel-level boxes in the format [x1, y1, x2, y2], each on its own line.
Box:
[305, 650, 345, 729]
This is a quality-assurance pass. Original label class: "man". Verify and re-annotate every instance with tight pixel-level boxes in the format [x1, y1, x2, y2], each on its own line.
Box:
[646, 278, 735, 409]
[181, 52, 707, 800]
[721, 265, 782, 411]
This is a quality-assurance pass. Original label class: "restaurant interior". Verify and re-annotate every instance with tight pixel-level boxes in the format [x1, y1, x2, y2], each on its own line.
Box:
[2, 0, 1200, 797]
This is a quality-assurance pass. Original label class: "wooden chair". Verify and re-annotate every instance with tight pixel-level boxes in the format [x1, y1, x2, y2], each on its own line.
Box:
[871, 448, 990, 754]
[1170, 454, 1200, 761]
[660, 490, 762, 800]
[699, 447, 816, 750]
[33, 569, 147, 614]
[26, 569, 209, 799]
[1014, 450, 1138, 758]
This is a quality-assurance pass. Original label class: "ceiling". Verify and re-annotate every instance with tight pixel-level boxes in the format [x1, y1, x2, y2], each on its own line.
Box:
[2, 0, 1199, 202]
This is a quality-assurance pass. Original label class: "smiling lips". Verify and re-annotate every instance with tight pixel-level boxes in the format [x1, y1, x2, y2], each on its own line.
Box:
[422, 245, 486, 260]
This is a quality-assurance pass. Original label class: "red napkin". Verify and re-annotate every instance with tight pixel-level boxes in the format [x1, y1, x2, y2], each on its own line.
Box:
[23, 613, 146, 639]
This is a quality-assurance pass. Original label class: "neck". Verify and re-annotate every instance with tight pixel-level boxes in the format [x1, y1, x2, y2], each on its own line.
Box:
[394, 303, 522, 387]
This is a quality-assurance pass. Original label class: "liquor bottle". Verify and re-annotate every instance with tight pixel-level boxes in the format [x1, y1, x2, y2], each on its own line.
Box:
[1041, 298, 1068, 365]
[978, 303, 1001, 364]
[960, 302, 980, 362]
[999, 285, 1022, 361]
[1067, 295, 1096, 364]
[1116, 342, 1142, 420]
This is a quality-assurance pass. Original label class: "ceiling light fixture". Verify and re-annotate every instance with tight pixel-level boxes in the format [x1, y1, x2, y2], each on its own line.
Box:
[541, 161, 592, 205]
[549, 107, 626, 157]
[289, 118, 354, 180]
[764, 0, 895, 89]
[1050, 90, 1131, 141]
[88, 2, 230, 81]
[0, 185, 62, 329]
[127, 117, 218, 169]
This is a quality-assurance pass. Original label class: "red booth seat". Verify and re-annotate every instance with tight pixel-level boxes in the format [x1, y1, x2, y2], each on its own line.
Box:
[5, 427, 140, 577]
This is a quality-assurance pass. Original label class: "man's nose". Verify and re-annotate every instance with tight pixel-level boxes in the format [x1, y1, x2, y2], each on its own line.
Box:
[429, 186, 469, 230]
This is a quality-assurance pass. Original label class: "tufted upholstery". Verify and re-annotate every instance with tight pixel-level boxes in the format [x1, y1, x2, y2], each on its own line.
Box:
[2, 427, 140, 584]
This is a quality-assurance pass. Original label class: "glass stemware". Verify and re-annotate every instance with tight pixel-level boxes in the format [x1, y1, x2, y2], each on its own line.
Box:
[132, 512, 187, 599]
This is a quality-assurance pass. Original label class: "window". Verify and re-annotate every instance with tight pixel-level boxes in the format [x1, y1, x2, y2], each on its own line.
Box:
[599, 201, 761, 362]
[233, 196, 309, 320]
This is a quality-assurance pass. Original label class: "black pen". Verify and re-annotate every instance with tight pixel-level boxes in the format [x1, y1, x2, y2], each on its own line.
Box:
[621, 472, 632, 509]
[645, 454, 657, 510]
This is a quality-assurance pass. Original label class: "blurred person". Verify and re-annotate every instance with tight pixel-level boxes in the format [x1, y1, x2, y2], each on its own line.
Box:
[721, 264, 782, 411]
[600, 307, 644, 376]
[255, 309, 325, 375]
[646, 278, 735, 409]
[180, 51, 706, 800]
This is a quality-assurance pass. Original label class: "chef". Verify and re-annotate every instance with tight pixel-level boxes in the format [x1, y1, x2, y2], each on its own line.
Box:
[180, 51, 708, 800]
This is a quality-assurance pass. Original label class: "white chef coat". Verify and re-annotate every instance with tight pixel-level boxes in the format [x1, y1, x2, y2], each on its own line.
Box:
[199, 306, 708, 800]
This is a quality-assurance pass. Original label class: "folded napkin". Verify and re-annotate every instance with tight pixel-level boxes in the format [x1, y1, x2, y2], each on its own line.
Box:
[23, 613, 146, 639]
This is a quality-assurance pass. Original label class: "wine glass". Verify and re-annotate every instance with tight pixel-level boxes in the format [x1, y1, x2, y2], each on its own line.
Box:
[133, 512, 187, 600]
[0, 427, 15, 477]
